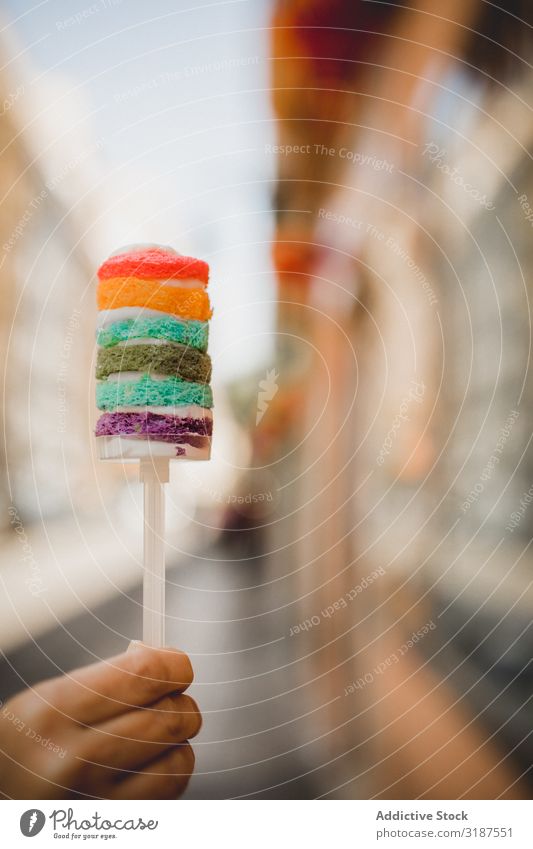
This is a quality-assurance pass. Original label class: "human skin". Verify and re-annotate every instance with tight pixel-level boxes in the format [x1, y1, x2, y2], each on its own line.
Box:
[0, 643, 201, 799]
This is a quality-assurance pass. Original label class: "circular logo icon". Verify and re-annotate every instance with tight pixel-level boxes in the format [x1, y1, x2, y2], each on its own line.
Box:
[20, 809, 46, 837]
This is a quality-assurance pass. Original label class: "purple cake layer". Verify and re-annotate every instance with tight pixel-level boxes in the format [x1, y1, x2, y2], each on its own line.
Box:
[95, 411, 213, 439]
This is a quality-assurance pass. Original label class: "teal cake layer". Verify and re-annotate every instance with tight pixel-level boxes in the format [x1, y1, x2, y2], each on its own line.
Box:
[96, 374, 213, 410]
[96, 316, 209, 351]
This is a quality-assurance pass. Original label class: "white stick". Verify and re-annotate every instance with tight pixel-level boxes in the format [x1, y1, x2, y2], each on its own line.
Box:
[140, 458, 170, 647]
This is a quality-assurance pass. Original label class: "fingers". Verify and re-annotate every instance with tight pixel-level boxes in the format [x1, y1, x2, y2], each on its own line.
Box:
[79, 693, 202, 771]
[110, 743, 195, 800]
[36, 645, 194, 724]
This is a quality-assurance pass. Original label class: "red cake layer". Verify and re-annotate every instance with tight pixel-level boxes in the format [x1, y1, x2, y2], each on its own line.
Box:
[98, 247, 209, 283]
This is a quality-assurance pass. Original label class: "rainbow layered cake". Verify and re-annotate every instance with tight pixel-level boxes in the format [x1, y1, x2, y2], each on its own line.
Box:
[95, 244, 213, 460]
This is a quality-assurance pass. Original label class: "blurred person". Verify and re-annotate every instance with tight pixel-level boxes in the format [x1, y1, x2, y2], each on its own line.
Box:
[0, 643, 200, 799]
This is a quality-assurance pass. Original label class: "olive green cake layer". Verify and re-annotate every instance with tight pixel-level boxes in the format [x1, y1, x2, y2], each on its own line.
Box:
[96, 342, 212, 383]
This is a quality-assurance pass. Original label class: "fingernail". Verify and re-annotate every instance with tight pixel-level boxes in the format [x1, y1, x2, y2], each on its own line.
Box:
[127, 640, 181, 653]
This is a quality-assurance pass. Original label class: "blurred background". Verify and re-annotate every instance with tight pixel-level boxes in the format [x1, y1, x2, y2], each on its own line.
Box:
[1, 0, 533, 799]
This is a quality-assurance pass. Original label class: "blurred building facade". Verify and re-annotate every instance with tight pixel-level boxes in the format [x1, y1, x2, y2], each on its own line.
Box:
[263, 0, 533, 798]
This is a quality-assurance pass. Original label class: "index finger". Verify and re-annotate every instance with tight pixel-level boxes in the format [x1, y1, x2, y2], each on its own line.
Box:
[37, 644, 194, 725]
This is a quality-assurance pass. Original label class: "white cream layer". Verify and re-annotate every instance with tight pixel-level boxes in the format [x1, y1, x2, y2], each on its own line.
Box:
[97, 435, 210, 462]
[103, 371, 172, 383]
[96, 307, 201, 329]
[114, 337, 167, 347]
[109, 243, 179, 257]
[106, 404, 213, 420]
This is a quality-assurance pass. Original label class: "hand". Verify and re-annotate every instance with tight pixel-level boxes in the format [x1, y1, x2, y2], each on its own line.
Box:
[0, 643, 201, 799]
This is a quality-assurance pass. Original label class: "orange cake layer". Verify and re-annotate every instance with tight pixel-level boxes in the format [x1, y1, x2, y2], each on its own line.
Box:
[97, 277, 212, 320]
